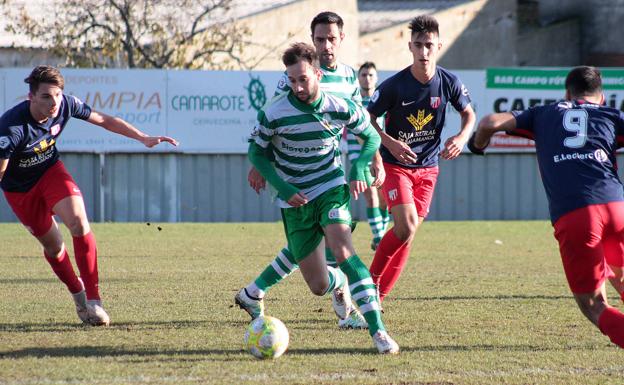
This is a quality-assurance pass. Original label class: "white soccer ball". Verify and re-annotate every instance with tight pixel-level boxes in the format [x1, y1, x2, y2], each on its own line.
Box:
[244, 316, 289, 359]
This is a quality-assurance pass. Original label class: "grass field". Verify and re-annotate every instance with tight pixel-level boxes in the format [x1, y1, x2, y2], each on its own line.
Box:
[0, 221, 623, 385]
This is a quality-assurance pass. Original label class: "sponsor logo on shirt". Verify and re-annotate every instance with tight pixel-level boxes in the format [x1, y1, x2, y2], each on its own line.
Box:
[33, 138, 56, 154]
[0, 136, 10, 149]
[553, 149, 608, 163]
[406, 110, 433, 131]
[461, 84, 469, 97]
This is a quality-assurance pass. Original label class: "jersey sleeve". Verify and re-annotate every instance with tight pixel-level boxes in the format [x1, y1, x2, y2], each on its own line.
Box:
[273, 71, 290, 97]
[510, 108, 536, 139]
[448, 75, 471, 112]
[345, 99, 371, 136]
[66, 95, 92, 120]
[366, 79, 395, 118]
[0, 123, 24, 159]
[249, 109, 274, 149]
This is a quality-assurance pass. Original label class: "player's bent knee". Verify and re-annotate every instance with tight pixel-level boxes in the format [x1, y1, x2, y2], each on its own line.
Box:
[308, 281, 329, 296]
[64, 217, 90, 236]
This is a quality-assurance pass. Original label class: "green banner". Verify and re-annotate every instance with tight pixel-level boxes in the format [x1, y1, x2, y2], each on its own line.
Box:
[487, 68, 624, 90]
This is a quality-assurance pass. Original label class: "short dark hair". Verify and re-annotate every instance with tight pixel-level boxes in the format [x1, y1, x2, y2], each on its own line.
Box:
[282, 42, 318, 67]
[310, 11, 343, 35]
[565, 66, 602, 97]
[24, 65, 64, 93]
[358, 61, 377, 74]
[409, 15, 439, 38]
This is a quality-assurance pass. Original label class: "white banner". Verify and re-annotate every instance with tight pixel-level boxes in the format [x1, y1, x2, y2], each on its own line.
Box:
[1, 68, 622, 153]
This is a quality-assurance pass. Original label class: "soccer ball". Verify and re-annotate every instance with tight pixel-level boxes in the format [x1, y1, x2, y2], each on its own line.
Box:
[244, 316, 289, 359]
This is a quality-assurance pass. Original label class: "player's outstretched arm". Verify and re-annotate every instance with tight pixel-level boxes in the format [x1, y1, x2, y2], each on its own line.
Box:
[441, 104, 476, 160]
[87, 110, 178, 148]
[351, 125, 381, 200]
[468, 112, 516, 154]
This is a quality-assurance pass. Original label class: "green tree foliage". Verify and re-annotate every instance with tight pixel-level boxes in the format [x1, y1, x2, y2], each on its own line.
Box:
[2, 0, 254, 69]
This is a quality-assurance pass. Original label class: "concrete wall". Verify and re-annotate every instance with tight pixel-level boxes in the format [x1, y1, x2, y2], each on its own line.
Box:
[239, 0, 360, 70]
[359, 0, 518, 70]
[517, 17, 581, 66]
[0, 152, 565, 224]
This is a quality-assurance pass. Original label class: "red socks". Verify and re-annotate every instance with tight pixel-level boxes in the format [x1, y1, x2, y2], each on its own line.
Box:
[44, 248, 83, 294]
[598, 306, 624, 348]
[73, 232, 100, 300]
[369, 229, 410, 301]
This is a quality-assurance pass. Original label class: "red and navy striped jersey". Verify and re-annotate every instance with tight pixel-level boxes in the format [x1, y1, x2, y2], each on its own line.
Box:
[511, 100, 624, 223]
[0, 95, 92, 192]
[367, 66, 471, 168]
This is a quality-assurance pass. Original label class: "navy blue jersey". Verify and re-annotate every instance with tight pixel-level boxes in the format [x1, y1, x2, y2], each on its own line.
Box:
[367, 66, 471, 167]
[511, 100, 624, 223]
[0, 95, 92, 192]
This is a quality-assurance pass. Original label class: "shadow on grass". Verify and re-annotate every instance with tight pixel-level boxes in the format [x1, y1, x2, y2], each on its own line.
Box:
[0, 342, 586, 361]
[397, 294, 570, 301]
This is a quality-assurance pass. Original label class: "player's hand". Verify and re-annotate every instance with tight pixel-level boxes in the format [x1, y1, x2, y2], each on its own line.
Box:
[248, 167, 266, 194]
[384, 137, 417, 164]
[350, 180, 367, 200]
[370, 158, 385, 188]
[142, 136, 179, 148]
[441, 134, 468, 160]
[287, 191, 308, 207]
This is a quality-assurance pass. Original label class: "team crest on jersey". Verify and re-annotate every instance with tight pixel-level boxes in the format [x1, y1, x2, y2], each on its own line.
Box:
[50, 124, 61, 136]
[0, 136, 9, 149]
[430, 97, 441, 109]
[406, 110, 433, 131]
[250, 124, 260, 137]
[371, 90, 380, 103]
[320, 113, 333, 129]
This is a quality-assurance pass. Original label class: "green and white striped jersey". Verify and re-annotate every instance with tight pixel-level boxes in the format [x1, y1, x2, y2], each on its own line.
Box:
[274, 62, 361, 104]
[251, 91, 371, 208]
[346, 95, 385, 162]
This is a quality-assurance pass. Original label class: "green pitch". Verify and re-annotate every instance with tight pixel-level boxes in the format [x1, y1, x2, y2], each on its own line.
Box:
[0, 222, 622, 384]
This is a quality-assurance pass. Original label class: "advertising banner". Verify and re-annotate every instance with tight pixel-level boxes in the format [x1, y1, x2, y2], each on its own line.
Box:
[484, 68, 624, 152]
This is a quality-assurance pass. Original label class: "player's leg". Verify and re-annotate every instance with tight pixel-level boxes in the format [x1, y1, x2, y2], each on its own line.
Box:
[372, 166, 438, 302]
[320, 185, 398, 354]
[370, 164, 415, 288]
[602, 234, 624, 301]
[236, 246, 298, 318]
[554, 203, 624, 347]
[44, 162, 108, 326]
[364, 186, 385, 250]
[379, 192, 390, 233]
[3, 177, 86, 323]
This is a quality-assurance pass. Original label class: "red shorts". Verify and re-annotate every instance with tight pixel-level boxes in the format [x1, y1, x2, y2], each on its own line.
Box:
[381, 162, 439, 217]
[3, 161, 82, 236]
[553, 202, 624, 294]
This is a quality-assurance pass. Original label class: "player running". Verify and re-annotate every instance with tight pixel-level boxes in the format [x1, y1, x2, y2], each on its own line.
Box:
[244, 42, 398, 354]
[468, 65, 624, 349]
[367, 15, 476, 304]
[238, 11, 380, 329]
[0, 65, 178, 326]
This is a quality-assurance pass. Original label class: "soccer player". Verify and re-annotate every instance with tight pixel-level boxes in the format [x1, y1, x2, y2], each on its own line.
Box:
[244, 42, 399, 354]
[367, 15, 476, 304]
[239, 11, 378, 329]
[468, 66, 624, 349]
[0, 65, 178, 326]
[348, 61, 390, 250]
